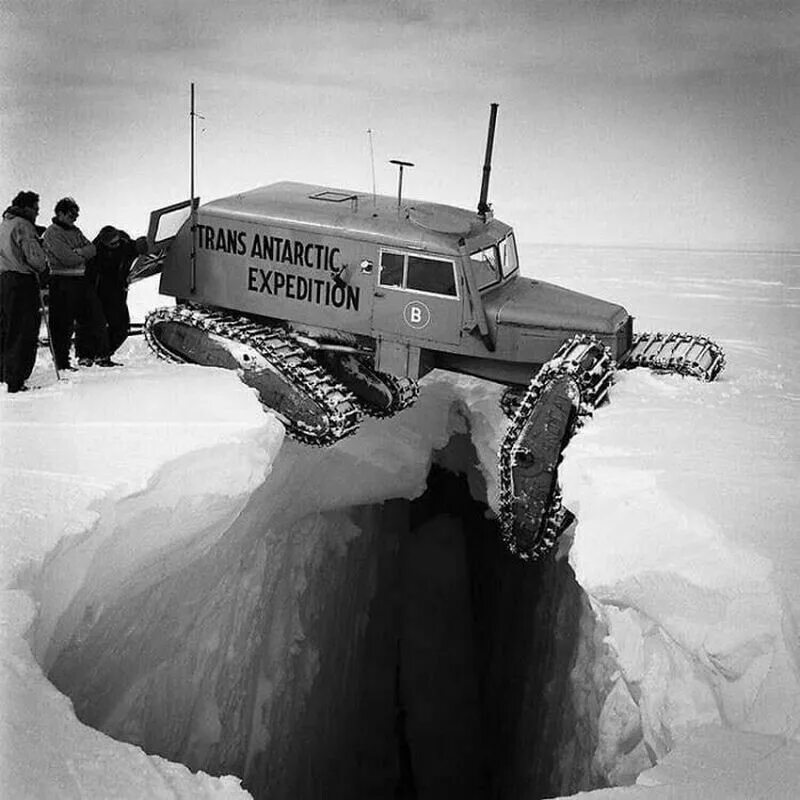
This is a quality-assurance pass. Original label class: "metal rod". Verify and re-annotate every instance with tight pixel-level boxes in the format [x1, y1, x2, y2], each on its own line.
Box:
[190, 82, 197, 293]
[368, 128, 377, 207]
[37, 280, 61, 380]
[190, 83, 195, 215]
[291, 334, 365, 355]
[390, 159, 414, 210]
[398, 164, 404, 208]
[478, 102, 499, 221]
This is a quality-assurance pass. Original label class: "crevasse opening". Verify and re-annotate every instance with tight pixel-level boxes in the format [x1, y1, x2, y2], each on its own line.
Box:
[27, 421, 615, 800]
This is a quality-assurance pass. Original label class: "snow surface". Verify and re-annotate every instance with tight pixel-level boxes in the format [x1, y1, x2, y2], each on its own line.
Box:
[541, 247, 800, 796]
[1, 285, 279, 797]
[1, 247, 799, 798]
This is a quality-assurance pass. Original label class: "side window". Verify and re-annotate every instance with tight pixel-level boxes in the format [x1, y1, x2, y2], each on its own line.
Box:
[379, 251, 404, 287]
[407, 256, 457, 297]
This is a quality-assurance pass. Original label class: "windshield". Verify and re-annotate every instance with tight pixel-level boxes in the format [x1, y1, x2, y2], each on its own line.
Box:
[500, 232, 519, 277]
[469, 231, 519, 290]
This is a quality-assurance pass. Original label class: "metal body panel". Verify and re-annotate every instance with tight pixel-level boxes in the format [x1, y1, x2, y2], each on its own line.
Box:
[372, 287, 463, 345]
[162, 212, 378, 335]
[371, 245, 464, 346]
[375, 340, 435, 380]
[201, 182, 512, 256]
[160, 183, 510, 341]
[157, 181, 633, 383]
[483, 278, 628, 337]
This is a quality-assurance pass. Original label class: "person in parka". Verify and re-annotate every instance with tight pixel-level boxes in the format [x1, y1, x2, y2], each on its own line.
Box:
[41, 197, 101, 370]
[0, 191, 48, 393]
[77, 226, 148, 363]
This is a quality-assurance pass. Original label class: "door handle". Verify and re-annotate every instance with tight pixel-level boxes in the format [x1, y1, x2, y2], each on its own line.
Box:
[375, 290, 385, 298]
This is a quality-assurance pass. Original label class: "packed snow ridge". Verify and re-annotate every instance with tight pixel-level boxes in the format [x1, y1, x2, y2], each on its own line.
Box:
[2, 250, 800, 798]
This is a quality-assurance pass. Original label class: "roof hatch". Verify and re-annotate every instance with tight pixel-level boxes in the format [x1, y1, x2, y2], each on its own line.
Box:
[308, 190, 359, 203]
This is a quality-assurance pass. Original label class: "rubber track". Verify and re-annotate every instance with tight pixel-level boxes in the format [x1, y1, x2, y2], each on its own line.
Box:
[499, 386, 526, 420]
[619, 331, 725, 381]
[497, 330, 725, 559]
[497, 335, 615, 560]
[144, 305, 362, 446]
[360, 372, 419, 419]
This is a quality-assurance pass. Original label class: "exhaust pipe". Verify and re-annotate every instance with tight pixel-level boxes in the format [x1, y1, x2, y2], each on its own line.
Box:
[478, 102, 499, 222]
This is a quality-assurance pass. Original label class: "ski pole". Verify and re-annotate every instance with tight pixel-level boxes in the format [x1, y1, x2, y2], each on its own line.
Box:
[37, 277, 61, 381]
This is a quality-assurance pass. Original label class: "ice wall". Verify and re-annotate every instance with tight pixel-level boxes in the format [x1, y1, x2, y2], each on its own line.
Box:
[19, 371, 462, 798]
[46, 496, 407, 797]
[560, 369, 800, 792]
[2, 366, 278, 799]
[23, 368, 614, 799]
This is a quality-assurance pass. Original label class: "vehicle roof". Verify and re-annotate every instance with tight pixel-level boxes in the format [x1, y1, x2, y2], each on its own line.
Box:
[201, 181, 512, 255]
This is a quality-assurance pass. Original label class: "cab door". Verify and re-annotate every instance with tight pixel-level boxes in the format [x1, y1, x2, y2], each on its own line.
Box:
[370, 249, 463, 345]
[129, 198, 196, 284]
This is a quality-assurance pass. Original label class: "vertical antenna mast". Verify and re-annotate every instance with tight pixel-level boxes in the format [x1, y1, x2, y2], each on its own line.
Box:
[190, 82, 197, 292]
[367, 128, 377, 207]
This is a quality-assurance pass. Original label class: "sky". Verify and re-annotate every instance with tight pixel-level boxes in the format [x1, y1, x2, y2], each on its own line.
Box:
[1, 0, 798, 250]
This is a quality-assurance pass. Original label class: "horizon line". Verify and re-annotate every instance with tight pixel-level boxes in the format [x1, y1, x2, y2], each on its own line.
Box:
[519, 242, 800, 256]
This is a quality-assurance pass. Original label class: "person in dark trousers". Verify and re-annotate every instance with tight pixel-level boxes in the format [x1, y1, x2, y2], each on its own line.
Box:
[0, 191, 49, 393]
[41, 197, 100, 370]
[77, 226, 148, 364]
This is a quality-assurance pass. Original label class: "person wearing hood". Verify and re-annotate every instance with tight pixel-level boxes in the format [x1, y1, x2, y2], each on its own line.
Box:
[41, 197, 101, 371]
[76, 226, 148, 364]
[0, 191, 48, 393]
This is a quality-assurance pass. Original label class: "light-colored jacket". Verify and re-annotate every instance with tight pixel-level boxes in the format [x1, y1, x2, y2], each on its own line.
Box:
[0, 208, 47, 276]
[42, 220, 96, 277]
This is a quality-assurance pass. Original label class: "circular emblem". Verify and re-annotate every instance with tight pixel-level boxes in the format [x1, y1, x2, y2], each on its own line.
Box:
[403, 300, 431, 329]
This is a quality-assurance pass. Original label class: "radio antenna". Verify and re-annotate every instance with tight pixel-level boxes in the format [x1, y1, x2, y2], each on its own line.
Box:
[189, 83, 204, 292]
[190, 83, 195, 291]
[367, 128, 377, 207]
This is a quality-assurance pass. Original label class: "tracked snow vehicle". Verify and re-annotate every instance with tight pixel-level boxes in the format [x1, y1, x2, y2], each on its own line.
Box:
[140, 104, 724, 559]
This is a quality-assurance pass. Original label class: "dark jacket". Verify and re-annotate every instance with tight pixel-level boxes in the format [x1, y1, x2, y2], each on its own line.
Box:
[87, 231, 140, 295]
